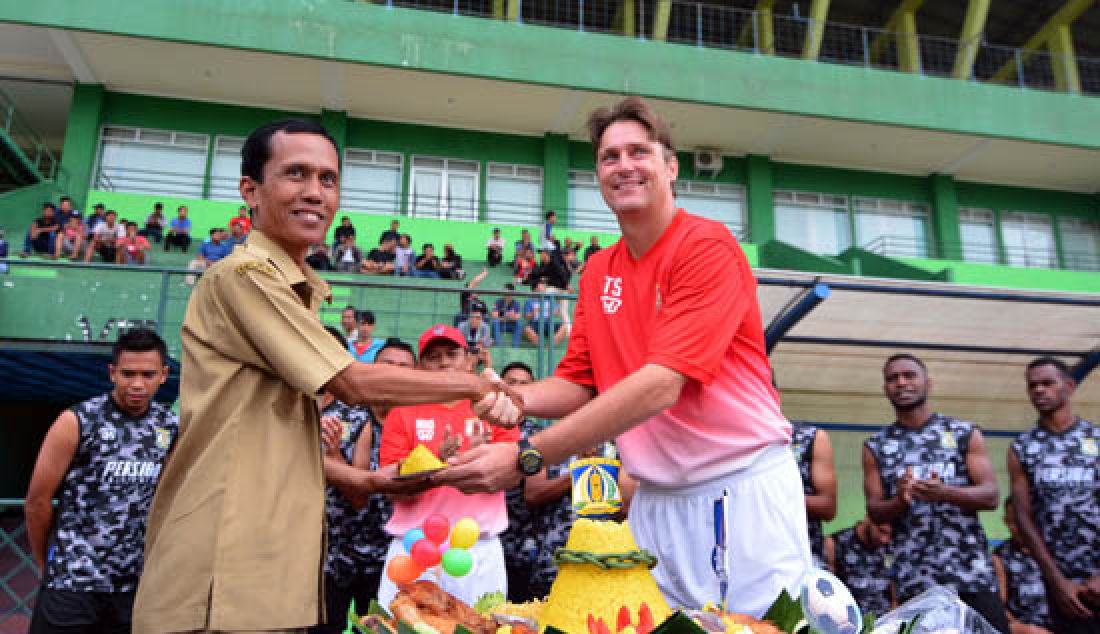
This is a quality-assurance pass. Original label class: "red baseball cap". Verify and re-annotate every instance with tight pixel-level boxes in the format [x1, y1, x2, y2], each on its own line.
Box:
[418, 324, 467, 356]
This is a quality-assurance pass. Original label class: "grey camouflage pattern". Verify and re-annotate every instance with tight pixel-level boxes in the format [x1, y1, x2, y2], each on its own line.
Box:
[993, 539, 1052, 627]
[792, 422, 824, 567]
[832, 526, 893, 617]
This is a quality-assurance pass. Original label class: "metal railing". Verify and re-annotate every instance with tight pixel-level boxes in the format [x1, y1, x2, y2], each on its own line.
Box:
[359, 0, 1100, 96]
[0, 501, 37, 630]
[0, 88, 58, 181]
[0, 259, 574, 377]
[861, 235, 1100, 272]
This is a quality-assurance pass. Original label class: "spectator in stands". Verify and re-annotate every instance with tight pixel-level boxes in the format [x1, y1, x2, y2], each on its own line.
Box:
[362, 236, 396, 275]
[142, 202, 166, 243]
[791, 422, 837, 568]
[864, 353, 1008, 632]
[334, 233, 363, 273]
[118, 221, 152, 265]
[394, 233, 414, 276]
[189, 228, 232, 271]
[334, 215, 356, 250]
[522, 278, 566, 345]
[525, 248, 569, 291]
[993, 496, 1054, 634]
[513, 228, 533, 266]
[380, 219, 400, 244]
[84, 209, 124, 263]
[227, 219, 248, 248]
[53, 215, 85, 260]
[459, 268, 490, 319]
[1008, 358, 1099, 633]
[306, 242, 334, 271]
[229, 205, 252, 236]
[562, 237, 574, 253]
[57, 196, 81, 225]
[583, 235, 601, 261]
[562, 247, 581, 278]
[164, 205, 192, 252]
[340, 306, 359, 344]
[349, 310, 384, 363]
[376, 325, 521, 606]
[83, 203, 106, 239]
[413, 243, 443, 278]
[458, 308, 493, 369]
[513, 246, 535, 285]
[440, 243, 465, 280]
[21, 202, 61, 256]
[826, 516, 895, 617]
[539, 210, 557, 250]
[25, 329, 177, 634]
[491, 283, 523, 346]
[487, 228, 505, 267]
[314, 335, 414, 634]
[0, 229, 7, 273]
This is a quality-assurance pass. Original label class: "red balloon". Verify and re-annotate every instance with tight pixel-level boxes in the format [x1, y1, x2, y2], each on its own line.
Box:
[423, 514, 450, 544]
[387, 554, 423, 585]
[410, 539, 442, 568]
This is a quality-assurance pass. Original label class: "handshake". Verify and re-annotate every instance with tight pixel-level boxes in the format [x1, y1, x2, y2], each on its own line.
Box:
[471, 368, 525, 428]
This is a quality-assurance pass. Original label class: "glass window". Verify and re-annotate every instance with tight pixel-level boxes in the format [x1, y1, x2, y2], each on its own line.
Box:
[1000, 211, 1058, 269]
[342, 148, 403, 214]
[852, 197, 930, 258]
[774, 191, 851, 256]
[675, 181, 746, 240]
[486, 163, 543, 226]
[409, 156, 478, 222]
[93, 126, 208, 197]
[958, 208, 999, 264]
[568, 171, 617, 232]
[1058, 217, 1100, 272]
[208, 136, 245, 202]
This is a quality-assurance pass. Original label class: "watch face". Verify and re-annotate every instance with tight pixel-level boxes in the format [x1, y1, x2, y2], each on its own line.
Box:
[519, 449, 543, 475]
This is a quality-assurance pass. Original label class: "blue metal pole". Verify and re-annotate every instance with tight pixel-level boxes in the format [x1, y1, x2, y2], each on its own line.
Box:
[765, 282, 830, 353]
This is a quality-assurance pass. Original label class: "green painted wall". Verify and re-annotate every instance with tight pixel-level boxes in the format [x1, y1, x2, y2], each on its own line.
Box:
[0, 181, 68, 241]
[773, 163, 934, 203]
[929, 174, 962, 260]
[58, 83, 105, 209]
[900, 256, 1100, 293]
[9, 0, 1100, 150]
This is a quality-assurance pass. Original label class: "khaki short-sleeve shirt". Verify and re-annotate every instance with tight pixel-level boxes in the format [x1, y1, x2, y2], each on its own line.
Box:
[133, 230, 354, 633]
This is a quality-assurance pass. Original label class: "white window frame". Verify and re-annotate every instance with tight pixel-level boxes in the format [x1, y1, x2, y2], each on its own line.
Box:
[958, 207, 999, 264]
[1000, 210, 1059, 269]
[1057, 216, 1100, 272]
[92, 125, 209, 197]
[674, 180, 746, 239]
[341, 148, 404, 214]
[567, 170, 618, 232]
[773, 190, 852, 256]
[485, 162, 544, 226]
[408, 156, 480, 221]
[208, 135, 245, 202]
[851, 196, 931, 258]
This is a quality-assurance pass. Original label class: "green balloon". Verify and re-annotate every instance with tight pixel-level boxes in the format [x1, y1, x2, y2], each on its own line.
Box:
[441, 547, 473, 577]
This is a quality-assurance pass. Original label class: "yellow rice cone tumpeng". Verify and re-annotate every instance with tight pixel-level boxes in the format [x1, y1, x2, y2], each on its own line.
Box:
[399, 443, 445, 475]
[540, 519, 671, 633]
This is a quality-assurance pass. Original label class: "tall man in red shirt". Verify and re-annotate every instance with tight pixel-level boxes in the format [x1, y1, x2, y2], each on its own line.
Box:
[438, 97, 811, 615]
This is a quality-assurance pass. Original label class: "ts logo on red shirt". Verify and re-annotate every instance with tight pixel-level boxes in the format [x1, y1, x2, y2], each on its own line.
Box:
[601, 276, 623, 314]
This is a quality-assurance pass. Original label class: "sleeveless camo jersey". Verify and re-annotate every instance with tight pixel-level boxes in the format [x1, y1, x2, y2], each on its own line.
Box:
[45, 394, 178, 592]
[832, 526, 893, 617]
[993, 539, 1051, 628]
[791, 422, 824, 566]
[865, 414, 997, 600]
[1011, 418, 1100, 583]
[322, 400, 392, 583]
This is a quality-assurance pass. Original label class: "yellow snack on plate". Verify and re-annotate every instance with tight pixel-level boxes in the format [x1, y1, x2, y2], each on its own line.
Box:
[400, 444, 446, 475]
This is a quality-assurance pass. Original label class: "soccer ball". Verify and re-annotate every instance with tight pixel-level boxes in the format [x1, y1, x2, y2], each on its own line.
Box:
[800, 568, 862, 634]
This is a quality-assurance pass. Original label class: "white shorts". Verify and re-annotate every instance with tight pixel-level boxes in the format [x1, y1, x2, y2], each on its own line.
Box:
[628, 444, 812, 616]
[376, 535, 507, 609]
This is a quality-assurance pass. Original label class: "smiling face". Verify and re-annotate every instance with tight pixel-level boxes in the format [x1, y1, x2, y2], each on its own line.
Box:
[240, 131, 340, 262]
[596, 120, 678, 218]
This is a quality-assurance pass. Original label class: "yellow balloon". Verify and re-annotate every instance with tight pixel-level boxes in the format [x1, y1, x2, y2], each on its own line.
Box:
[450, 517, 480, 549]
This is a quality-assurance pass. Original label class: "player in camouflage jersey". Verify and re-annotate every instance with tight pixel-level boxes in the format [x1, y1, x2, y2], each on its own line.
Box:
[827, 515, 894, 617]
[791, 422, 837, 567]
[863, 353, 1009, 633]
[992, 496, 1053, 633]
[315, 336, 418, 634]
[25, 329, 177, 633]
[1008, 358, 1100, 634]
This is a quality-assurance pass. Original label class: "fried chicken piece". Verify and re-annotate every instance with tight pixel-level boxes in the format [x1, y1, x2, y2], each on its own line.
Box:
[389, 581, 496, 634]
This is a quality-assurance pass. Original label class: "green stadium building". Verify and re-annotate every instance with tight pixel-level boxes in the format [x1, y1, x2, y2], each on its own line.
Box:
[1, 0, 1100, 621]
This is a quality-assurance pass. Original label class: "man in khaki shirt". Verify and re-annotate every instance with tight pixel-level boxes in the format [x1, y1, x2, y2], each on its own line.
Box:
[133, 120, 520, 634]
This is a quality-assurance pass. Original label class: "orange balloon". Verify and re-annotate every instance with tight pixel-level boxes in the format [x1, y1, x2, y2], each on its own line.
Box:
[387, 554, 423, 585]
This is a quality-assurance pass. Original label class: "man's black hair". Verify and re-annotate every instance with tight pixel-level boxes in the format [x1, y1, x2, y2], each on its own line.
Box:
[545, 210, 556, 220]
[324, 325, 348, 351]
[105, 209, 117, 217]
[154, 202, 164, 210]
[343, 305, 357, 314]
[209, 228, 219, 236]
[357, 310, 376, 325]
[1026, 356, 1072, 380]
[883, 353, 927, 374]
[501, 361, 534, 379]
[59, 196, 72, 203]
[42, 202, 55, 210]
[423, 243, 434, 251]
[378, 337, 416, 362]
[240, 118, 338, 183]
[94, 203, 105, 210]
[112, 328, 168, 365]
[504, 283, 515, 291]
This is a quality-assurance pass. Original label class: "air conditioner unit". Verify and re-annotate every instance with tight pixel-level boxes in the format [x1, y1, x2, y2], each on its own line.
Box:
[694, 150, 723, 175]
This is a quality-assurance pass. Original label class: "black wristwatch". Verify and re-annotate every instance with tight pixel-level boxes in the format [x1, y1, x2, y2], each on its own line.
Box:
[517, 438, 544, 476]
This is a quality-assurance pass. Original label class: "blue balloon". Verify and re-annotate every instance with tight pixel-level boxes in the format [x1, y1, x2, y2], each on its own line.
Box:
[403, 528, 426, 553]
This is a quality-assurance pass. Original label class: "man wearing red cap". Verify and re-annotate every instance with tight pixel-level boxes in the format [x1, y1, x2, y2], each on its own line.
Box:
[376, 325, 521, 606]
